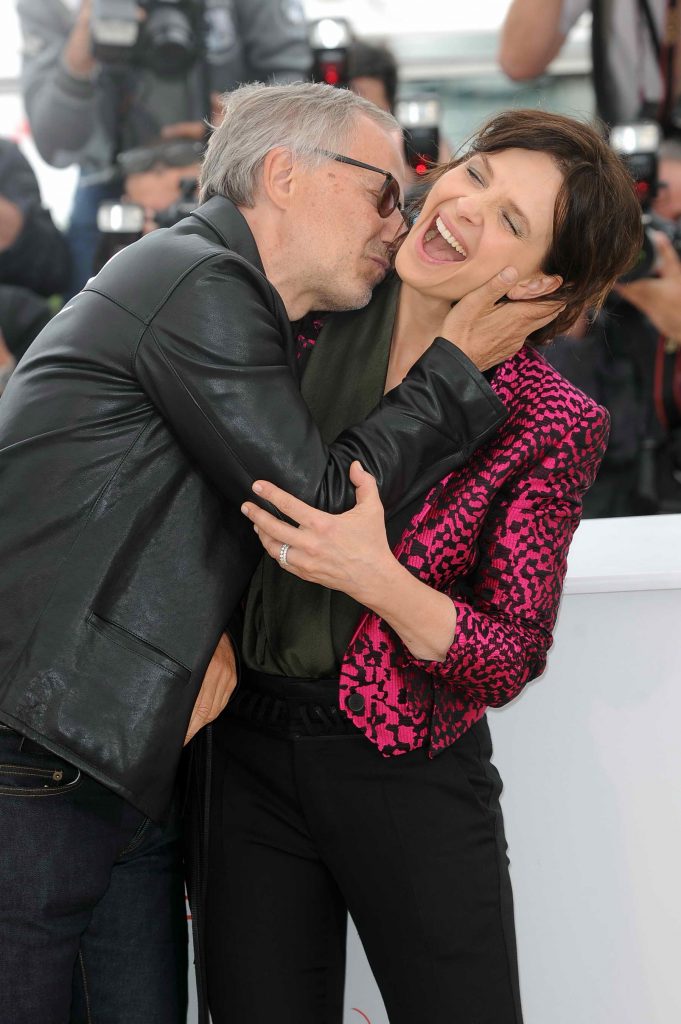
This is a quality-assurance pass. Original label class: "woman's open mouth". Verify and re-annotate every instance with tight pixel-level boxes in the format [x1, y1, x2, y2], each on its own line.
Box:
[421, 214, 467, 263]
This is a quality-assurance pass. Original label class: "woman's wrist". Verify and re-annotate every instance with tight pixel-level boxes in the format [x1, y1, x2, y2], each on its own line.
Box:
[349, 549, 403, 609]
[359, 558, 457, 663]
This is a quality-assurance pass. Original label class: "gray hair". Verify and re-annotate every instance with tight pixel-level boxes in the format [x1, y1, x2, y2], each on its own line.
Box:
[198, 81, 401, 206]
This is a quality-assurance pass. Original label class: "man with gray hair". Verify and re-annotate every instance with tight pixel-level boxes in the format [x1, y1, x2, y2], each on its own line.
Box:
[0, 82, 560, 1021]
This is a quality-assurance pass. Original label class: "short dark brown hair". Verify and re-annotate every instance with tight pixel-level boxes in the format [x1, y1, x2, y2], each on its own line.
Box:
[410, 108, 643, 344]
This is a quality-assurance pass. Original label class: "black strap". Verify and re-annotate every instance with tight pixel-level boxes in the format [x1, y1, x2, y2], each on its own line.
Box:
[591, 0, 620, 125]
[591, 0, 676, 128]
[657, 0, 680, 132]
[638, 0, 663, 58]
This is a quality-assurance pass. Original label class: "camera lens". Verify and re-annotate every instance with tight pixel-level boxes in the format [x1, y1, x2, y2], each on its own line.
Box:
[145, 6, 198, 77]
[618, 227, 657, 283]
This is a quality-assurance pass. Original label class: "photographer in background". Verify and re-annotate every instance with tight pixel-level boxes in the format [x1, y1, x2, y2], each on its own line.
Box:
[546, 199, 681, 516]
[500, 0, 681, 515]
[92, 136, 203, 271]
[499, 0, 681, 128]
[344, 39, 451, 190]
[0, 138, 71, 396]
[613, 137, 681, 513]
[16, 0, 311, 295]
[345, 39, 399, 114]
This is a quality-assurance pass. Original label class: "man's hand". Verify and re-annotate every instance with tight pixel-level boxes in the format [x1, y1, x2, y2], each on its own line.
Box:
[616, 231, 681, 341]
[0, 330, 16, 397]
[184, 632, 238, 745]
[64, 0, 98, 78]
[161, 93, 225, 141]
[439, 266, 565, 370]
[0, 196, 24, 252]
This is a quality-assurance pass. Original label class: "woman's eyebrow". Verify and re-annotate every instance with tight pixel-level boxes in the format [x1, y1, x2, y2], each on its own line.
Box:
[478, 153, 532, 236]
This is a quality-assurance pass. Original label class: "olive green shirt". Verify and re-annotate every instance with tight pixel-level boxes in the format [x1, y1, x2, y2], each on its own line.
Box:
[242, 275, 401, 677]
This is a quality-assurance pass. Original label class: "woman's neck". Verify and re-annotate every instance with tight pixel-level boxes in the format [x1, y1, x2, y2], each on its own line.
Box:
[385, 282, 453, 392]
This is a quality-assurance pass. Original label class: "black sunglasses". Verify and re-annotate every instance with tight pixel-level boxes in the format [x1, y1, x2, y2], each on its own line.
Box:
[318, 150, 406, 223]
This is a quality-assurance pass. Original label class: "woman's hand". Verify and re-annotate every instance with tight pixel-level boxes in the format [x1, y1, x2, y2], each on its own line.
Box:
[241, 461, 398, 606]
[243, 461, 458, 662]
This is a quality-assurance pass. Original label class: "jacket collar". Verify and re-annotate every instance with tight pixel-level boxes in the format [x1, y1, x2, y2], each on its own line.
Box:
[190, 195, 266, 277]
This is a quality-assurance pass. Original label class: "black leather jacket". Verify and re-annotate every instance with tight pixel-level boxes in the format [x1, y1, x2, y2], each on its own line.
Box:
[0, 197, 506, 819]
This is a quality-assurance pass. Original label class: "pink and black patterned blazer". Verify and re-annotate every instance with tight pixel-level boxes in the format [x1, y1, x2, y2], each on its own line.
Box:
[335, 345, 609, 757]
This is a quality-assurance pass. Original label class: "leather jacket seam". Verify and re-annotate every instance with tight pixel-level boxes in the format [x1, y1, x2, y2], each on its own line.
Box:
[83, 286, 148, 325]
[143, 249, 231, 324]
[87, 249, 226, 329]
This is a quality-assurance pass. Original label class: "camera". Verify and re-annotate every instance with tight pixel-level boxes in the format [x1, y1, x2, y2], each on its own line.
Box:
[91, 0, 205, 77]
[152, 175, 199, 227]
[308, 18, 352, 87]
[308, 18, 442, 181]
[610, 121, 681, 282]
[94, 175, 198, 272]
[94, 137, 201, 272]
[395, 97, 441, 177]
[97, 174, 197, 235]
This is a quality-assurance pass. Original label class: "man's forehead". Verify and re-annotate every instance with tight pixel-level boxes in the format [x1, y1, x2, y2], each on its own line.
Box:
[350, 121, 406, 178]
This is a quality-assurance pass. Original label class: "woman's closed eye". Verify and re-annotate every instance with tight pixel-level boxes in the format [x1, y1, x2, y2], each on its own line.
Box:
[502, 212, 521, 237]
[466, 164, 522, 237]
[466, 164, 484, 186]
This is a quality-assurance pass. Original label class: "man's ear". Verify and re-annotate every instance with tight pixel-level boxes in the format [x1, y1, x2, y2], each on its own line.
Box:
[507, 273, 563, 301]
[259, 147, 295, 211]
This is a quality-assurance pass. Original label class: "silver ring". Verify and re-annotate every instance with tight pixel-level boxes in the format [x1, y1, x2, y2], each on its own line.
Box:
[279, 542, 290, 567]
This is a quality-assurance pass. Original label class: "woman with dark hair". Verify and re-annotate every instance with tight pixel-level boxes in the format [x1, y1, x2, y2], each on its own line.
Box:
[206, 110, 642, 1023]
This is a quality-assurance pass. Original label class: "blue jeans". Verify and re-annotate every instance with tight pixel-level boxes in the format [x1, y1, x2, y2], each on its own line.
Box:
[0, 725, 188, 1023]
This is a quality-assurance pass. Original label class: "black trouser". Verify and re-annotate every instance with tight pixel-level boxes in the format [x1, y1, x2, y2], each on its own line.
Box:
[206, 675, 523, 1024]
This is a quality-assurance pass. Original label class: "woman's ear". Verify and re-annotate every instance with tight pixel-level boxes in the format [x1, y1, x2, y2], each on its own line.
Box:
[506, 273, 563, 301]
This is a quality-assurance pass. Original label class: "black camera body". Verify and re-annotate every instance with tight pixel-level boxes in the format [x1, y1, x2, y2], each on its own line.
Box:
[91, 0, 205, 77]
[395, 98, 441, 177]
[153, 176, 200, 228]
[94, 176, 199, 274]
[308, 18, 352, 87]
[610, 121, 681, 281]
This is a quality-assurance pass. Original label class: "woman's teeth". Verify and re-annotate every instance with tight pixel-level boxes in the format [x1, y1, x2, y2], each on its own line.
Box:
[423, 216, 467, 258]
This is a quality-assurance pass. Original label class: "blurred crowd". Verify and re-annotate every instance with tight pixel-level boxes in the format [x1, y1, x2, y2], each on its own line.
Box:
[3, 0, 681, 516]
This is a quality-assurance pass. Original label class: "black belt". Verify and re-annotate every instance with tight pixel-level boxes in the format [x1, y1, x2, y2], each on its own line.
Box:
[227, 670, 358, 738]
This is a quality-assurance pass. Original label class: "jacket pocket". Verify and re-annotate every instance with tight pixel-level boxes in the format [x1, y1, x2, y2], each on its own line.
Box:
[86, 611, 191, 683]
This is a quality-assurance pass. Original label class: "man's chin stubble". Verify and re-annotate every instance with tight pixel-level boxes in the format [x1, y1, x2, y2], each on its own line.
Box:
[315, 284, 374, 314]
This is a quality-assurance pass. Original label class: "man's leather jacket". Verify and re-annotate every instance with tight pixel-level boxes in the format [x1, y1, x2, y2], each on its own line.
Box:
[0, 197, 506, 819]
